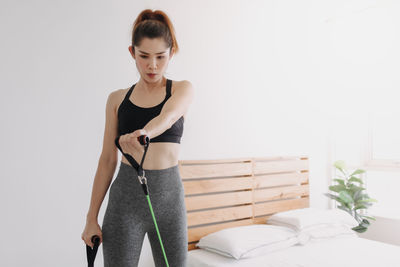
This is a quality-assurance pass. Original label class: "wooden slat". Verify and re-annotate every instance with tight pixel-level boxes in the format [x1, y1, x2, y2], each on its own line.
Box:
[254, 172, 308, 188]
[179, 162, 252, 179]
[254, 197, 310, 217]
[253, 184, 309, 202]
[180, 157, 253, 165]
[187, 205, 253, 226]
[188, 219, 253, 243]
[185, 190, 252, 211]
[251, 155, 308, 161]
[253, 215, 273, 224]
[253, 158, 309, 175]
[188, 243, 197, 250]
[183, 177, 252, 195]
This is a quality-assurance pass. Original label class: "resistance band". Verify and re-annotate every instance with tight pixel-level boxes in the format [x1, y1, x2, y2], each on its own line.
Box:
[115, 134, 170, 267]
[85, 134, 170, 267]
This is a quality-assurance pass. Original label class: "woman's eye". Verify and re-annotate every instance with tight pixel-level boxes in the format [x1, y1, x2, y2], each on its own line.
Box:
[140, 55, 165, 59]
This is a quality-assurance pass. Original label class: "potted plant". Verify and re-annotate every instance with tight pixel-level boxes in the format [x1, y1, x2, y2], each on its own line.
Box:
[324, 160, 378, 233]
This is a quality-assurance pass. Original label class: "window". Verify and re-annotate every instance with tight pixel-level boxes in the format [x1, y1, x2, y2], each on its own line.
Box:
[366, 111, 400, 170]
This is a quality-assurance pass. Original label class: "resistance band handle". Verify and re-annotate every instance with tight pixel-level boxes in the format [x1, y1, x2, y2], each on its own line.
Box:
[115, 134, 149, 151]
[114, 134, 149, 169]
[86, 235, 101, 267]
[115, 134, 150, 195]
[114, 135, 149, 154]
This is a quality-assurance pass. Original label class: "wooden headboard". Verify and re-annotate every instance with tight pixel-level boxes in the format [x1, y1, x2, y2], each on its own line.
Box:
[177, 155, 310, 251]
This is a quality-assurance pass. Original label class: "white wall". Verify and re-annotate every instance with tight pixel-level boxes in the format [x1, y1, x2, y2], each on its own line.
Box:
[1, 0, 399, 266]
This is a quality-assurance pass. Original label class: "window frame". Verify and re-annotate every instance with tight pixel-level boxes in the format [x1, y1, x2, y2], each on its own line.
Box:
[364, 113, 400, 171]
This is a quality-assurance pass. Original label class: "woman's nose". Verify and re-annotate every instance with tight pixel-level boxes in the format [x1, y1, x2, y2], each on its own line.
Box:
[149, 58, 157, 68]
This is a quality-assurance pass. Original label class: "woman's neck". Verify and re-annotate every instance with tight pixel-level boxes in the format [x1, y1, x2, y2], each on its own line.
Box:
[137, 76, 166, 94]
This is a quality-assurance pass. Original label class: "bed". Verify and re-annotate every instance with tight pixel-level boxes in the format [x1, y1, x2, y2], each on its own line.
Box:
[177, 156, 400, 267]
[187, 234, 400, 267]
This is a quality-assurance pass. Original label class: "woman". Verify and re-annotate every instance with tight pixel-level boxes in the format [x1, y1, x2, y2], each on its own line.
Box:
[81, 9, 194, 267]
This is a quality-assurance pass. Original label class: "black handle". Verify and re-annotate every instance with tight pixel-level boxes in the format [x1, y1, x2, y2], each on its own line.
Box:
[114, 134, 149, 171]
[138, 135, 150, 146]
[114, 134, 149, 153]
[86, 235, 101, 267]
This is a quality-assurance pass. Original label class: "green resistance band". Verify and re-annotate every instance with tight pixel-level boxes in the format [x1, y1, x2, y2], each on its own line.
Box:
[146, 191, 169, 266]
[115, 134, 170, 267]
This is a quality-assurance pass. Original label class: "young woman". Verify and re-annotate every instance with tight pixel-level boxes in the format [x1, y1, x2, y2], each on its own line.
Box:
[81, 9, 194, 267]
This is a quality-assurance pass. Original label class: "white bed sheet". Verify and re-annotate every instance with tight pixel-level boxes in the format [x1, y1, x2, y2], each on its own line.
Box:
[188, 235, 400, 267]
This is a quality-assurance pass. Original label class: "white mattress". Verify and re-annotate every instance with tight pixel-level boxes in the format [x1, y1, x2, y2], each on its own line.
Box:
[188, 235, 400, 267]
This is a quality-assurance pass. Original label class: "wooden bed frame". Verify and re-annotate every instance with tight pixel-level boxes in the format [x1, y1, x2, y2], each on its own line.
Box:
[177, 155, 310, 251]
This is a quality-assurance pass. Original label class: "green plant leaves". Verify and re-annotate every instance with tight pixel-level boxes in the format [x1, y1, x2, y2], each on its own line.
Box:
[353, 190, 363, 202]
[327, 160, 376, 233]
[352, 224, 368, 233]
[360, 215, 376, 221]
[334, 160, 347, 176]
[338, 191, 354, 204]
[360, 219, 370, 227]
[347, 183, 366, 191]
[350, 169, 366, 176]
[359, 198, 378, 203]
[348, 176, 364, 184]
[334, 160, 346, 170]
[333, 178, 345, 185]
[354, 203, 368, 210]
[323, 192, 342, 202]
[337, 205, 351, 213]
[329, 184, 347, 192]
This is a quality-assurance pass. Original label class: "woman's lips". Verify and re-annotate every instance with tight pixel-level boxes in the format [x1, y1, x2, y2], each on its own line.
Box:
[147, 73, 156, 78]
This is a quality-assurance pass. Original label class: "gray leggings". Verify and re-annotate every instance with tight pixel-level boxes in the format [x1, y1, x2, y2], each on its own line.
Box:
[101, 161, 188, 267]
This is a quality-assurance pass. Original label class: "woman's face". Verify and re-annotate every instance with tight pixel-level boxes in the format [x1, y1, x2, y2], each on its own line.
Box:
[129, 37, 174, 83]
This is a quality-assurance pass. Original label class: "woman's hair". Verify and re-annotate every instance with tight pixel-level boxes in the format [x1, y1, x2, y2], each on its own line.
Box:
[131, 9, 179, 55]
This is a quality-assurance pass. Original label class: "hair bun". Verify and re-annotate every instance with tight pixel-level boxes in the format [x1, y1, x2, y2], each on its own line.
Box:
[141, 11, 165, 24]
[131, 9, 179, 55]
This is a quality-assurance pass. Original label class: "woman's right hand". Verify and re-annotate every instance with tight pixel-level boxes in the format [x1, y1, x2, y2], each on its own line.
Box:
[119, 130, 147, 155]
[81, 220, 102, 249]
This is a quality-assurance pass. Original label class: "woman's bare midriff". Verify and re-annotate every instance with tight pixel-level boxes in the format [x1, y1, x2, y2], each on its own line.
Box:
[121, 142, 180, 170]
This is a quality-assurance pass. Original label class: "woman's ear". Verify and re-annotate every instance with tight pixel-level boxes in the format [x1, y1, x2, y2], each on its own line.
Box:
[129, 45, 136, 59]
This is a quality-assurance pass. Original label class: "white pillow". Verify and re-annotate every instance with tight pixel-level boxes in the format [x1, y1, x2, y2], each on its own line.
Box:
[296, 224, 359, 245]
[195, 224, 299, 260]
[265, 207, 359, 231]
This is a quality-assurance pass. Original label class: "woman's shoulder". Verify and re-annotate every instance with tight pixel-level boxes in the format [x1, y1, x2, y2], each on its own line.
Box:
[171, 79, 193, 86]
[170, 79, 193, 95]
[107, 87, 130, 114]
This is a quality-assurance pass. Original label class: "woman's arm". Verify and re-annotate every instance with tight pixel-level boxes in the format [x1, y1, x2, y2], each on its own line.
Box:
[86, 159, 117, 222]
[143, 80, 194, 139]
[86, 91, 119, 223]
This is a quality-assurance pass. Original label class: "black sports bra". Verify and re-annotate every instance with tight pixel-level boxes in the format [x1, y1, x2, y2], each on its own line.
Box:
[117, 79, 184, 143]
